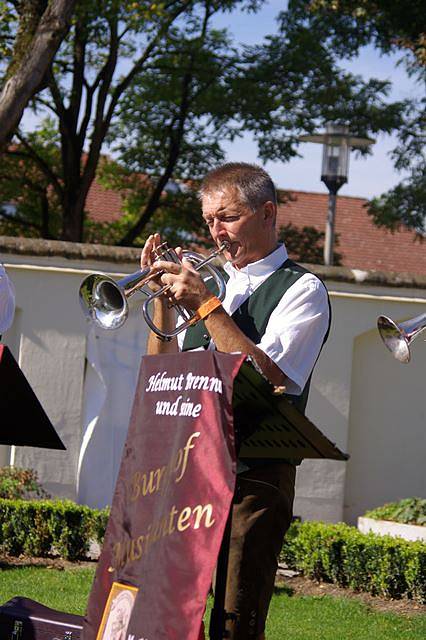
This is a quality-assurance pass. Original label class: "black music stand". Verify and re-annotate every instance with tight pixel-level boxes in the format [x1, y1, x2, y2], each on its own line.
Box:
[209, 358, 348, 639]
[0, 345, 65, 449]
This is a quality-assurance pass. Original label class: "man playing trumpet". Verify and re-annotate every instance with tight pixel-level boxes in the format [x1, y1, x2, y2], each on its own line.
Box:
[141, 162, 330, 640]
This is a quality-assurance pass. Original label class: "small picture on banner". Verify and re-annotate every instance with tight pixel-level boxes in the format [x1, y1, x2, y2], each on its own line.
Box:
[96, 582, 139, 640]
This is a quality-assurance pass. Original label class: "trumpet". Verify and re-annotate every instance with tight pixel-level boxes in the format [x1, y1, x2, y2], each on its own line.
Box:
[79, 241, 229, 340]
[377, 312, 426, 363]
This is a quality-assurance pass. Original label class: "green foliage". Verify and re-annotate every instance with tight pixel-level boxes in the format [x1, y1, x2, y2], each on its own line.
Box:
[368, 170, 426, 235]
[0, 0, 268, 243]
[365, 498, 426, 527]
[108, 25, 236, 180]
[0, 498, 109, 560]
[279, 519, 301, 568]
[91, 0, 409, 245]
[103, 17, 243, 245]
[308, 0, 426, 68]
[0, 119, 63, 238]
[238, 1, 406, 164]
[294, 0, 425, 232]
[280, 520, 426, 603]
[0, 466, 49, 500]
[0, 2, 17, 62]
[1, 0, 411, 245]
[367, 99, 426, 233]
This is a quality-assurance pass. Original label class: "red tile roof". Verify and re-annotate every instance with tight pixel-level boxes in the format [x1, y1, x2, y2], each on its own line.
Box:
[85, 180, 425, 275]
[86, 180, 125, 224]
[277, 190, 425, 275]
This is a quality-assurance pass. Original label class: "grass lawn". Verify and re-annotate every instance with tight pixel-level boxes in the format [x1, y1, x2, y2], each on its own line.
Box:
[265, 586, 426, 640]
[0, 565, 424, 639]
[0, 565, 95, 615]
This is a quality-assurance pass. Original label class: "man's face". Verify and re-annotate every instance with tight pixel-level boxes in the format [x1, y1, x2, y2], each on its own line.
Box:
[201, 187, 275, 269]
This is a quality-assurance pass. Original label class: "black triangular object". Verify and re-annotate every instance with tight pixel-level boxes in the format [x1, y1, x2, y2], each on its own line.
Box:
[0, 345, 65, 449]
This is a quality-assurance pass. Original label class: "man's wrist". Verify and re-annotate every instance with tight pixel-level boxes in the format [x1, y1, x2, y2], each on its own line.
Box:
[192, 296, 222, 323]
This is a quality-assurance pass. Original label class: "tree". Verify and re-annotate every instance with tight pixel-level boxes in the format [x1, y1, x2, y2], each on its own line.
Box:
[1, 0, 252, 242]
[0, 0, 77, 147]
[4, 5, 241, 247]
[101, 15, 242, 246]
[0, 0, 412, 245]
[368, 102, 425, 233]
[0, 120, 63, 238]
[294, 0, 425, 232]
[309, 0, 426, 66]
[95, 1, 406, 246]
[234, 1, 408, 162]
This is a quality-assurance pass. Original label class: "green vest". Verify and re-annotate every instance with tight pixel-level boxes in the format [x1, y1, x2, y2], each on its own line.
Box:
[182, 258, 331, 465]
[183, 258, 330, 410]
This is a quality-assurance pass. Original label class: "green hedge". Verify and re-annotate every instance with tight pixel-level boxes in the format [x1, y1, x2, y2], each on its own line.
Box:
[281, 521, 426, 604]
[365, 497, 426, 526]
[0, 499, 109, 561]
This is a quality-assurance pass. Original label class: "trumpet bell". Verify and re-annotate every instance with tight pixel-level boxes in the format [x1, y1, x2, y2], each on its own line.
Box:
[79, 273, 129, 330]
[377, 313, 426, 363]
[377, 315, 411, 363]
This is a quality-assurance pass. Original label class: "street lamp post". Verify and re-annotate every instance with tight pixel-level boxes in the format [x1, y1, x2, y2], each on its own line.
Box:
[299, 124, 374, 266]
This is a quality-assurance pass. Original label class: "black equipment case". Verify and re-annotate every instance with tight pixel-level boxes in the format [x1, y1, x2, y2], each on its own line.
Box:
[0, 597, 83, 640]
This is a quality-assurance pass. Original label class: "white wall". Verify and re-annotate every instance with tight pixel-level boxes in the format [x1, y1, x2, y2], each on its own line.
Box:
[2, 253, 148, 500]
[294, 282, 426, 523]
[2, 248, 425, 522]
[343, 308, 426, 523]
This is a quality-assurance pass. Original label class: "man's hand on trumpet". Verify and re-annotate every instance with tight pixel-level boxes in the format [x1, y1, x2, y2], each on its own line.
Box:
[140, 233, 170, 293]
[141, 233, 211, 354]
[153, 258, 212, 312]
[140, 233, 177, 351]
[141, 233, 212, 312]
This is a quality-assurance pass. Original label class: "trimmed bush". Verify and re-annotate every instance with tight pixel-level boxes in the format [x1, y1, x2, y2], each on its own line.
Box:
[0, 498, 109, 560]
[0, 467, 49, 500]
[365, 497, 426, 526]
[281, 521, 426, 604]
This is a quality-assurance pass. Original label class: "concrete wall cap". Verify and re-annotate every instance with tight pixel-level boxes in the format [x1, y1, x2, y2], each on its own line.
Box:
[1, 235, 426, 289]
[0, 235, 140, 263]
[307, 263, 426, 290]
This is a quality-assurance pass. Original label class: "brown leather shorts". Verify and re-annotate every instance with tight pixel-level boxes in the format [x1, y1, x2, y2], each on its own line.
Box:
[223, 462, 296, 639]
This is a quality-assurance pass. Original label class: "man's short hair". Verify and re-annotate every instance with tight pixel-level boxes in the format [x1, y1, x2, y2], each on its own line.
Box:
[199, 162, 277, 210]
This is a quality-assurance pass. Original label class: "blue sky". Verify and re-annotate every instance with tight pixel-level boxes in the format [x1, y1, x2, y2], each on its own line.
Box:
[212, 1, 421, 199]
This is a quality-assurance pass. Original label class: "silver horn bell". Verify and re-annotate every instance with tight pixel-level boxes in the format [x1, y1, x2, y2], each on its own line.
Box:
[79, 242, 229, 340]
[377, 313, 426, 363]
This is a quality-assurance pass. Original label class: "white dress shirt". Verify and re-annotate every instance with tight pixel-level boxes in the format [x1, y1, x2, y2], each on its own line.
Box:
[0, 263, 15, 334]
[178, 244, 330, 396]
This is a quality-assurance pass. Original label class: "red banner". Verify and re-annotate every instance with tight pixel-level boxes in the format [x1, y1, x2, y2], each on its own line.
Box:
[83, 351, 245, 640]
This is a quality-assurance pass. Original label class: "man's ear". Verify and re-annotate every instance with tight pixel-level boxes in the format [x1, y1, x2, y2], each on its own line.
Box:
[263, 201, 276, 225]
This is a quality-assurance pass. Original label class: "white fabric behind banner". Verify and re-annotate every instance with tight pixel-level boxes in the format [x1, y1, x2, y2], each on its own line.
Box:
[78, 301, 148, 508]
[0, 263, 15, 334]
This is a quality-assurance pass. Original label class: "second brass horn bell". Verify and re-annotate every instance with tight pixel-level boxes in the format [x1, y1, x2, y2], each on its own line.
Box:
[377, 312, 426, 363]
[79, 242, 228, 339]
